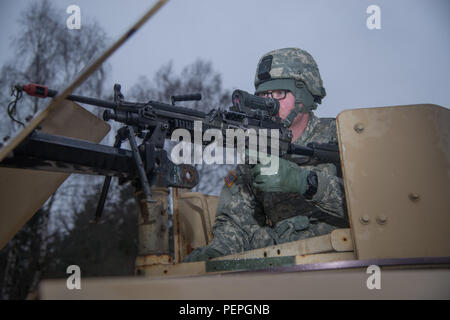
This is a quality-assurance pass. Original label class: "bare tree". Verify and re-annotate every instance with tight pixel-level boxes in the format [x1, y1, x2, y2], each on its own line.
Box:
[0, 0, 109, 135]
[0, 3, 234, 298]
[0, 0, 109, 299]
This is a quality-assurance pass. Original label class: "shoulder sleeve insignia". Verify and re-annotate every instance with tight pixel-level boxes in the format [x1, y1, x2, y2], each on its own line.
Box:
[224, 170, 237, 188]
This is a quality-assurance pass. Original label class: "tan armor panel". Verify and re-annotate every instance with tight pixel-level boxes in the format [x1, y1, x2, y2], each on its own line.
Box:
[172, 190, 219, 262]
[0, 101, 110, 249]
[336, 104, 450, 260]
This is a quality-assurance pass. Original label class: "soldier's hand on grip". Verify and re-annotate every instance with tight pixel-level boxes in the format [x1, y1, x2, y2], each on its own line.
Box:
[251, 155, 309, 194]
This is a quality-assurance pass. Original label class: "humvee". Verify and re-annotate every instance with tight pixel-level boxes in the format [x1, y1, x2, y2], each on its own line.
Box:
[1, 101, 448, 299]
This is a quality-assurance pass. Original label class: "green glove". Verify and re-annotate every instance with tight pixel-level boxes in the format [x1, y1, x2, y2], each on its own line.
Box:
[251, 155, 309, 194]
[182, 246, 222, 262]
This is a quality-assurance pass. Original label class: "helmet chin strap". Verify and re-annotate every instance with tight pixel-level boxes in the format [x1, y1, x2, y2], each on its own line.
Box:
[282, 101, 304, 128]
[282, 81, 317, 128]
[257, 79, 317, 128]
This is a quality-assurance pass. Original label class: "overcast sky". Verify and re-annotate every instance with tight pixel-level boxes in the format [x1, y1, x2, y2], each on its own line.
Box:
[0, 0, 449, 117]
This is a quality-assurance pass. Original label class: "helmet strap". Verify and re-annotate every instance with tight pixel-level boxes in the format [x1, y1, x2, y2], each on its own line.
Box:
[256, 79, 317, 128]
[282, 101, 303, 127]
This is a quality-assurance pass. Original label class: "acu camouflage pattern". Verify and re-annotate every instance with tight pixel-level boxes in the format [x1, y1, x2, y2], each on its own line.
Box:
[254, 48, 326, 102]
[192, 113, 348, 257]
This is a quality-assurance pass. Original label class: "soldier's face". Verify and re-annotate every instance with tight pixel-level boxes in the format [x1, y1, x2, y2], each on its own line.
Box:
[277, 91, 296, 120]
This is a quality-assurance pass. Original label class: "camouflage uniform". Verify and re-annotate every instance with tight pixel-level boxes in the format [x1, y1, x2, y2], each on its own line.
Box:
[183, 48, 347, 261]
[205, 112, 347, 256]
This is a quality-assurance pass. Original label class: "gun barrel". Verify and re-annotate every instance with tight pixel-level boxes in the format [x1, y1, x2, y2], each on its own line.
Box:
[288, 143, 340, 164]
[148, 101, 206, 118]
[66, 94, 117, 109]
[21, 83, 117, 109]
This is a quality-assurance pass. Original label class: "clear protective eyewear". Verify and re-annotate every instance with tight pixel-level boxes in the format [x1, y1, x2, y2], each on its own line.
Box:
[257, 89, 287, 100]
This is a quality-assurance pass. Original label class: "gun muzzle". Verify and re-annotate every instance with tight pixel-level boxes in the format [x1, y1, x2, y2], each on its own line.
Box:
[22, 83, 57, 98]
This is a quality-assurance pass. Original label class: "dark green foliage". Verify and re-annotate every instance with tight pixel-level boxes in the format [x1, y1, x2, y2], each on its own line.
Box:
[0, 208, 48, 299]
[0, 184, 138, 299]
[43, 183, 138, 279]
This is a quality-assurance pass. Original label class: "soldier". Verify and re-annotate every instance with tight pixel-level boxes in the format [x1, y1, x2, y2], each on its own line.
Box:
[184, 47, 348, 262]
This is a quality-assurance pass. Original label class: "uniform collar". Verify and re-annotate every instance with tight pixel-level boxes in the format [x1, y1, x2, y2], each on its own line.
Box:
[293, 112, 318, 145]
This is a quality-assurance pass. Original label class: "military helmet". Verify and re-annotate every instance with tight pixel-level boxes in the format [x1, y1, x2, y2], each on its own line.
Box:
[254, 48, 326, 125]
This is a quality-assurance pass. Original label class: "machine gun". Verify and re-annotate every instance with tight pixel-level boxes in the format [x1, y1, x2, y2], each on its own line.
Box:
[5, 83, 341, 216]
[2, 83, 340, 264]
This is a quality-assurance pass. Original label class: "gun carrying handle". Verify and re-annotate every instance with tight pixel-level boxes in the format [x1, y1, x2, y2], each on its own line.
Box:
[171, 94, 202, 105]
